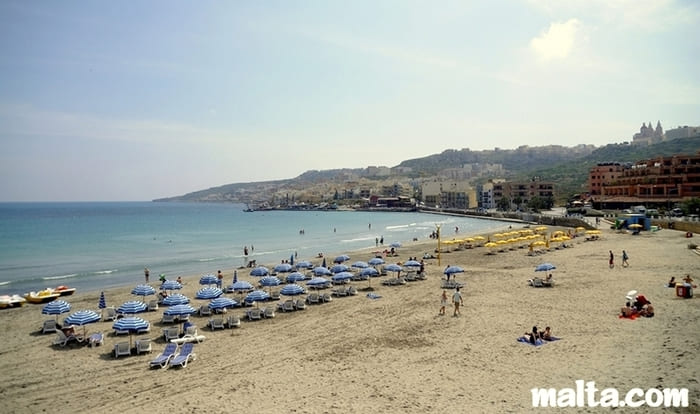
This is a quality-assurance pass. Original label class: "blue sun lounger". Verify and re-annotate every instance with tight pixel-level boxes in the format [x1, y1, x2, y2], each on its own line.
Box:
[169, 343, 196, 368]
[149, 343, 177, 369]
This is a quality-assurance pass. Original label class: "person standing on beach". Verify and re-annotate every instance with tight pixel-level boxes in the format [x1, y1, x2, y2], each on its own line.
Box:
[609, 250, 614, 268]
[452, 287, 463, 316]
[439, 290, 447, 315]
[622, 250, 629, 267]
[144, 267, 149, 283]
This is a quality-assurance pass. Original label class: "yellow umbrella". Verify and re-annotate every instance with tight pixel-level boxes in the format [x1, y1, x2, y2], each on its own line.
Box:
[629, 224, 643, 229]
[575, 227, 585, 232]
[484, 242, 498, 248]
[473, 236, 485, 241]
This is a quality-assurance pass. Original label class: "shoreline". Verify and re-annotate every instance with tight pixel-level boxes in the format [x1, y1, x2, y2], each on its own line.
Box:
[1, 222, 698, 412]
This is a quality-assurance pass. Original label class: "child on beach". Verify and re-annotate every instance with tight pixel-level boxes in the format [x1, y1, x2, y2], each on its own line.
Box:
[439, 290, 447, 315]
[452, 287, 463, 316]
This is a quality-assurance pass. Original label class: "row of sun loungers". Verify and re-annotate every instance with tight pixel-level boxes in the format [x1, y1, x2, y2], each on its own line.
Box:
[331, 286, 358, 297]
[276, 299, 307, 312]
[305, 292, 333, 305]
[245, 307, 276, 321]
[207, 315, 241, 330]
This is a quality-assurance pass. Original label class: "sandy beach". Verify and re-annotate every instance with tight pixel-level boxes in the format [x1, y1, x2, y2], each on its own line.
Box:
[1, 222, 698, 413]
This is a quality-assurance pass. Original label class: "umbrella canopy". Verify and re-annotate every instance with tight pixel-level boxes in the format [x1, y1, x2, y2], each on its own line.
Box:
[296, 260, 313, 269]
[131, 284, 156, 299]
[286, 272, 306, 283]
[331, 264, 350, 274]
[230, 280, 254, 292]
[259, 276, 281, 287]
[98, 291, 106, 309]
[244, 290, 270, 304]
[360, 267, 379, 277]
[163, 304, 197, 316]
[250, 266, 270, 277]
[444, 266, 465, 275]
[195, 287, 223, 300]
[535, 263, 556, 272]
[334, 254, 351, 263]
[404, 260, 421, 267]
[351, 261, 369, 269]
[368, 257, 385, 266]
[313, 266, 332, 276]
[117, 300, 148, 315]
[208, 297, 238, 311]
[384, 264, 402, 273]
[332, 272, 353, 283]
[390, 242, 401, 248]
[113, 316, 149, 333]
[160, 280, 183, 291]
[199, 274, 219, 286]
[280, 283, 306, 296]
[306, 277, 330, 288]
[162, 293, 190, 306]
[274, 263, 293, 273]
[64, 309, 100, 326]
[42, 300, 71, 319]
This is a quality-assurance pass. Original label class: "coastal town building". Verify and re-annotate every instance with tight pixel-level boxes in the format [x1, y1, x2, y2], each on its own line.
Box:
[665, 125, 700, 141]
[590, 152, 700, 209]
[492, 178, 555, 210]
[421, 179, 477, 209]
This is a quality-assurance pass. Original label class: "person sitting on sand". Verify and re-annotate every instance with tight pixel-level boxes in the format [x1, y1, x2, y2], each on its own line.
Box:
[620, 301, 635, 317]
[540, 326, 553, 340]
[667, 276, 676, 287]
[683, 274, 697, 288]
[176, 276, 183, 284]
[523, 326, 542, 345]
[639, 303, 655, 318]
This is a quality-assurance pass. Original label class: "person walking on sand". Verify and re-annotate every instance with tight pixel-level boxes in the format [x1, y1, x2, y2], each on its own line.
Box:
[144, 267, 149, 283]
[609, 250, 614, 268]
[439, 290, 447, 315]
[622, 250, 629, 267]
[452, 287, 463, 316]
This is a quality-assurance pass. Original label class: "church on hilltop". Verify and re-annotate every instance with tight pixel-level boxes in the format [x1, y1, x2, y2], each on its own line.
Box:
[632, 121, 664, 144]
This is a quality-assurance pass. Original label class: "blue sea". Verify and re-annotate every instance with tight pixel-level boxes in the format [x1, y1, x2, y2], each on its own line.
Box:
[0, 202, 509, 296]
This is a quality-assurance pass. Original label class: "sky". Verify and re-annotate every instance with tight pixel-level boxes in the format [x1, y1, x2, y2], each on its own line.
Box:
[0, 0, 698, 201]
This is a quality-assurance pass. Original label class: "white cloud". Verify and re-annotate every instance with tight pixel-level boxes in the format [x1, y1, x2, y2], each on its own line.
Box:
[529, 19, 581, 61]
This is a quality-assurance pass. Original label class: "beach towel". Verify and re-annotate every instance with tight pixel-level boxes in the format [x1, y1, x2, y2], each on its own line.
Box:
[517, 337, 544, 346]
[619, 314, 639, 320]
[366, 293, 382, 299]
[543, 336, 561, 342]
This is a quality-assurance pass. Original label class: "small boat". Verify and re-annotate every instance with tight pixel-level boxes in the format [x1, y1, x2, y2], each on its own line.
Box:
[0, 294, 27, 309]
[51, 285, 77, 296]
[24, 290, 61, 304]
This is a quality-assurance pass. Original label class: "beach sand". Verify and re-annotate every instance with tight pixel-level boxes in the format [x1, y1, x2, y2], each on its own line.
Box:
[1, 223, 698, 413]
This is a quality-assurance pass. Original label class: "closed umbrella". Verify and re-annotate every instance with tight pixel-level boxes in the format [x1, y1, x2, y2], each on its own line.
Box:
[98, 292, 106, 310]
[195, 287, 223, 300]
[42, 300, 71, 321]
[117, 300, 148, 315]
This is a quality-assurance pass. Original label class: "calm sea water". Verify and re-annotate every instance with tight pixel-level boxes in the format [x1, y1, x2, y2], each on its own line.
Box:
[0, 202, 509, 295]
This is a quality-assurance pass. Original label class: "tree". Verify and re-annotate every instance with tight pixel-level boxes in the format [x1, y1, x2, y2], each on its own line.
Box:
[497, 197, 511, 211]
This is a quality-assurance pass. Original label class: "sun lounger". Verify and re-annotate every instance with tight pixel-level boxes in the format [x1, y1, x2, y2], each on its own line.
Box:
[137, 323, 151, 334]
[305, 293, 320, 305]
[246, 308, 263, 321]
[161, 314, 176, 324]
[332, 288, 348, 297]
[278, 300, 296, 312]
[52, 331, 72, 347]
[149, 343, 177, 369]
[176, 314, 190, 323]
[136, 338, 152, 354]
[113, 341, 131, 358]
[183, 325, 198, 336]
[88, 332, 104, 348]
[162, 326, 180, 342]
[199, 305, 212, 317]
[294, 299, 307, 310]
[42, 319, 58, 334]
[321, 293, 333, 302]
[168, 343, 196, 368]
[147, 300, 159, 311]
[170, 334, 206, 345]
[262, 307, 275, 318]
[208, 318, 225, 330]
[103, 307, 118, 322]
[225, 315, 241, 328]
[113, 327, 129, 335]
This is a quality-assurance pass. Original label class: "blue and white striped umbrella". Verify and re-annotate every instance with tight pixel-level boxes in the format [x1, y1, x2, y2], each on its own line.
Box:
[280, 283, 306, 296]
[351, 261, 369, 269]
[98, 291, 106, 309]
[296, 261, 313, 269]
[334, 254, 351, 263]
[273, 263, 293, 273]
[199, 274, 219, 286]
[331, 264, 350, 274]
[368, 257, 385, 266]
[162, 293, 190, 306]
[229, 280, 254, 292]
[195, 287, 223, 300]
[285, 272, 306, 283]
[313, 267, 332, 276]
[64, 309, 101, 326]
[390, 242, 402, 248]
[384, 264, 402, 273]
[117, 300, 148, 315]
[244, 290, 270, 304]
[208, 297, 238, 311]
[42, 300, 71, 318]
[404, 260, 421, 268]
[160, 280, 183, 291]
[259, 276, 281, 287]
[131, 284, 156, 298]
[535, 263, 556, 272]
[444, 266, 465, 275]
[250, 266, 269, 277]
[332, 272, 353, 282]
[113, 316, 150, 333]
[163, 304, 197, 316]
[306, 277, 331, 287]
[360, 267, 380, 277]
